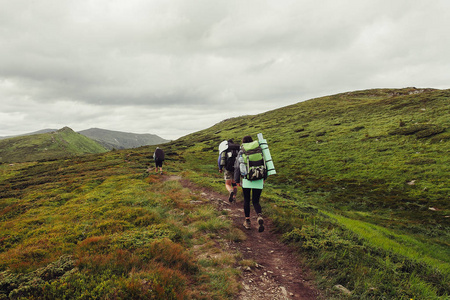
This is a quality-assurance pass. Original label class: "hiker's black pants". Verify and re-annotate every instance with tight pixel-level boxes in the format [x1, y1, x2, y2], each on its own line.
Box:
[242, 188, 262, 218]
[155, 159, 163, 168]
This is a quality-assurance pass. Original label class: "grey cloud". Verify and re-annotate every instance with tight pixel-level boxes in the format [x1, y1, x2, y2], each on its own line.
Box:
[0, 0, 449, 139]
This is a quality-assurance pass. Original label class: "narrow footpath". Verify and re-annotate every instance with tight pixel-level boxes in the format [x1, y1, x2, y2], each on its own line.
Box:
[174, 176, 321, 300]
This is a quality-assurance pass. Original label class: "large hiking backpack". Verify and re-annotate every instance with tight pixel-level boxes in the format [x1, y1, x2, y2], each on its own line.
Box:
[154, 148, 165, 161]
[242, 141, 267, 181]
[224, 143, 240, 172]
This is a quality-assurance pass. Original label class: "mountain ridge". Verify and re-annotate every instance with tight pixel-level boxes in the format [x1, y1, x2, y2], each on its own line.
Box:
[78, 128, 169, 150]
[0, 127, 108, 163]
[0, 127, 169, 151]
[0, 129, 58, 139]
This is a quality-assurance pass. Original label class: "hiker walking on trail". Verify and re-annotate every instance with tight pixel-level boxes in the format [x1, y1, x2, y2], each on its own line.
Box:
[153, 147, 165, 175]
[218, 139, 239, 202]
[234, 135, 267, 232]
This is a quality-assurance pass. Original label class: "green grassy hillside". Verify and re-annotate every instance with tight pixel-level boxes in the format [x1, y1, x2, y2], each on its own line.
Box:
[179, 87, 449, 228]
[0, 127, 108, 163]
[171, 87, 449, 298]
[0, 148, 242, 299]
[0, 88, 449, 299]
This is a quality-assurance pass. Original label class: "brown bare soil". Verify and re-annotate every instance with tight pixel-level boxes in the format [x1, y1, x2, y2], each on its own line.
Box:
[174, 176, 321, 300]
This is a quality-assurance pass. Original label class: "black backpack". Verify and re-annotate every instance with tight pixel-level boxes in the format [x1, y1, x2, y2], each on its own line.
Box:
[224, 143, 240, 172]
[154, 148, 165, 161]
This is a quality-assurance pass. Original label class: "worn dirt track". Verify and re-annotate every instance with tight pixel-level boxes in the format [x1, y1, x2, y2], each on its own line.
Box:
[172, 176, 321, 300]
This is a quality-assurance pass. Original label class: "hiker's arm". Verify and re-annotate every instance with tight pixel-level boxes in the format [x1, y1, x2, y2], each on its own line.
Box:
[218, 154, 223, 172]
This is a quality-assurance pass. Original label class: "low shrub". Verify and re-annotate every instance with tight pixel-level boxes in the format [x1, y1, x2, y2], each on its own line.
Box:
[389, 124, 445, 138]
[406, 158, 436, 165]
[0, 255, 75, 299]
[415, 125, 445, 138]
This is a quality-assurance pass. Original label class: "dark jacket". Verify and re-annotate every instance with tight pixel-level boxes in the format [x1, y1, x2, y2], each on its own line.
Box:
[153, 148, 165, 161]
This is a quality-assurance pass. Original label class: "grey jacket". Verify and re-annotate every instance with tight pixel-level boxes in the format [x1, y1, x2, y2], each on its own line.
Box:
[233, 149, 244, 184]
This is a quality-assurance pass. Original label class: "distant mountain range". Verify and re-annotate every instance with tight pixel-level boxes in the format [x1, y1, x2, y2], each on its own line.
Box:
[78, 128, 169, 150]
[0, 129, 58, 139]
[0, 127, 169, 150]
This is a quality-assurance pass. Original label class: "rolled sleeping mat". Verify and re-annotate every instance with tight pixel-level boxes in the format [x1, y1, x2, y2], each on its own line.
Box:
[257, 133, 276, 176]
[218, 140, 228, 154]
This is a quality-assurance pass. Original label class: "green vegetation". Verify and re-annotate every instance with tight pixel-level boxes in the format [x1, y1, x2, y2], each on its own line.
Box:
[0, 152, 239, 299]
[0, 127, 108, 164]
[0, 88, 449, 299]
[174, 87, 449, 299]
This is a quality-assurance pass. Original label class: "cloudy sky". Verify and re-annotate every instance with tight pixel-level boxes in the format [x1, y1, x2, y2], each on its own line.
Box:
[1, 0, 449, 140]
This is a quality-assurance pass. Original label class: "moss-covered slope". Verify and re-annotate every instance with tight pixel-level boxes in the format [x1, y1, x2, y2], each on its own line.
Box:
[0, 127, 108, 163]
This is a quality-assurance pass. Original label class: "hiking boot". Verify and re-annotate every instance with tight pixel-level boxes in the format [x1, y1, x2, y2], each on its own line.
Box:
[228, 191, 234, 203]
[257, 214, 264, 232]
[243, 219, 251, 230]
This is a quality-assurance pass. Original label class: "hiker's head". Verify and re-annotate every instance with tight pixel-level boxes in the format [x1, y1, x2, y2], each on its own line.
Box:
[242, 136, 253, 143]
[227, 139, 234, 144]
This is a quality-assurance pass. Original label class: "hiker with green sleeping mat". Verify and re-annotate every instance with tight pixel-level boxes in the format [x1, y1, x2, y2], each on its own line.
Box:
[234, 135, 268, 232]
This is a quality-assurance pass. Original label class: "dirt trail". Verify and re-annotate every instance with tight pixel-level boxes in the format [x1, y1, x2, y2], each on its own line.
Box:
[170, 176, 321, 300]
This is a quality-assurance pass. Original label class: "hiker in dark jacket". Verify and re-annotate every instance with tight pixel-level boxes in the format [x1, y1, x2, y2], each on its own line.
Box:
[153, 147, 165, 175]
[218, 139, 238, 203]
